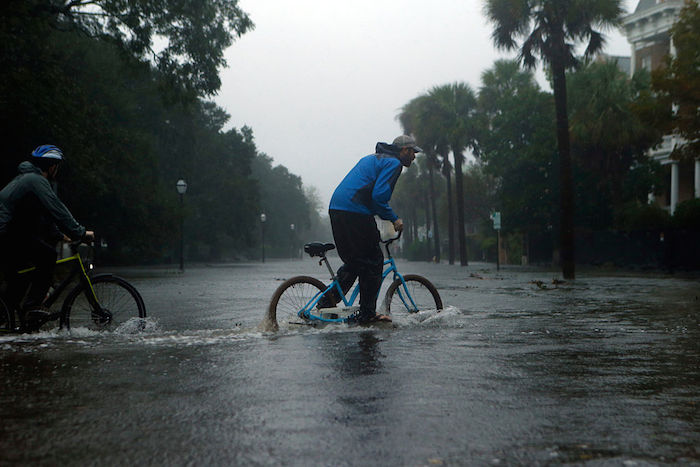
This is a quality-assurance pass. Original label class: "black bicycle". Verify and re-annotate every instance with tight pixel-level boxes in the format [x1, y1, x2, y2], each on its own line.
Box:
[0, 241, 146, 333]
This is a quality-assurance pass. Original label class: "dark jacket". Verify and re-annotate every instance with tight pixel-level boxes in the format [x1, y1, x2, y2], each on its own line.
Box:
[329, 142, 403, 222]
[0, 161, 85, 241]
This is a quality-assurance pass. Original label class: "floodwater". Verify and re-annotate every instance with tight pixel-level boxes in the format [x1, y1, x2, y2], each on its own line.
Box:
[1, 258, 698, 466]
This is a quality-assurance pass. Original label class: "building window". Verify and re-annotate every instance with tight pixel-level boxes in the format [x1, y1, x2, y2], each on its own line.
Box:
[642, 56, 652, 71]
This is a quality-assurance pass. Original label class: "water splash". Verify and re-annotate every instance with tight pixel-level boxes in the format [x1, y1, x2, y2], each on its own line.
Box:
[114, 317, 160, 334]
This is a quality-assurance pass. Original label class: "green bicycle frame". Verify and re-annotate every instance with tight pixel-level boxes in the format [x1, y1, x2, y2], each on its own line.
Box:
[16, 248, 100, 316]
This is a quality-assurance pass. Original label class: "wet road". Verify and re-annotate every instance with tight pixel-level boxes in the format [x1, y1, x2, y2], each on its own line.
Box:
[1, 259, 699, 466]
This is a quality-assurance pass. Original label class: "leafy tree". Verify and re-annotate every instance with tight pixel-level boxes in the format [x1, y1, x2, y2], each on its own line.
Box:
[652, 0, 700, 161]
[19, 0, 254, 97]
[461, 162, 495, 225]
[485, 0, 625, 279]
[251, 154, 315, 258]
[477, 60, 557, 245]
[567, 61, 666, 225]
[0, 1, 317, 265]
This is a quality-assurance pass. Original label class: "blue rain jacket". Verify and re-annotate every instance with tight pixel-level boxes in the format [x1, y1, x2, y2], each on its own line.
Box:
[329, 142, 403, 222]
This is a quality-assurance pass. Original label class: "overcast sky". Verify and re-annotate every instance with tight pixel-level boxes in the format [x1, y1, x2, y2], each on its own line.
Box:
[215, 0, 638, 209]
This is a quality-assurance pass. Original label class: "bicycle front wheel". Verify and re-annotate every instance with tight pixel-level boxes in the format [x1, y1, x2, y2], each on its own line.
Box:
[269, 276, 326, 328]
[384, 274, 443, 317]
[62, 274, 146, 331]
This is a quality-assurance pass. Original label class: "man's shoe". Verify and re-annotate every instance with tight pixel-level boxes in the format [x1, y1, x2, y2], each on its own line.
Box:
[345, 310, 365, 325]
[345, 310, 390, 325]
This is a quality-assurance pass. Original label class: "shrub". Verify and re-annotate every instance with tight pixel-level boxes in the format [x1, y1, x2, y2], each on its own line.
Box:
[672, 198, 700, 229]
[616, 202, 671, 231]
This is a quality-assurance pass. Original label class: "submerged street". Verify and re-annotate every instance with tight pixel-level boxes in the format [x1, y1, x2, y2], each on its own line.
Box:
[1, 259, 698, 465]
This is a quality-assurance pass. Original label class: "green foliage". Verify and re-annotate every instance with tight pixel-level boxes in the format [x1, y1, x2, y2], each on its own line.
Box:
[477, 60, 557, 234]
[615, 202, 671, 231]
[461, 162, 495, 225]
[485, 0, 625, 278]
[621, 157, 667, 206]
[251, 154, 320, 259]
[403, 240, 432, 262]
[0, 0, 320, 264]
[19, 0, 254, 97]
[672, 198, 700, 229]
[484, 0, 624, 70]
[652, 1, 700, 161]
[568, 62, 666, 209]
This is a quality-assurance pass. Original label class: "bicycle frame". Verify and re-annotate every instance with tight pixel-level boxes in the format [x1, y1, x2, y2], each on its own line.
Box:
[302, 236, 419, 323]
[13, 245, 101, 324]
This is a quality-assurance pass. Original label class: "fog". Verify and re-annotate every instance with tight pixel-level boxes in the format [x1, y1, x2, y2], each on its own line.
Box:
[215, 0, 637, 208]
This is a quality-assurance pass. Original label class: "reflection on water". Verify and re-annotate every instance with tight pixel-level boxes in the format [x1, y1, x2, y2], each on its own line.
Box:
[1, 262, 698, 465]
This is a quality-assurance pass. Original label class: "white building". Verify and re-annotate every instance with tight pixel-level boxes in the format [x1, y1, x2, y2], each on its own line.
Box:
[622, 0, 700, 213]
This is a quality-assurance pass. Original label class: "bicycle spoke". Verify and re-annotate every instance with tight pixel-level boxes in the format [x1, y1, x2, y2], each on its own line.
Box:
[385, 275, 442, 316]
[269, 276, 325, 327]
[65, 276, 145, 331]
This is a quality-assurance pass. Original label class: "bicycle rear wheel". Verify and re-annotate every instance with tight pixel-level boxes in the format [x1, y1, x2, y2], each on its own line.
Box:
[62, 274, 146, 331]
[269, 276, 326, 328]
[0, 296, 13, 333]
[384, 274, 442, 317]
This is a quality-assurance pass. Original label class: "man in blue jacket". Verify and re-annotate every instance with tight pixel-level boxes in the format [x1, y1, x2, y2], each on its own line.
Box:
[0, 145, 93, 328]
[324, 135, 421, 324]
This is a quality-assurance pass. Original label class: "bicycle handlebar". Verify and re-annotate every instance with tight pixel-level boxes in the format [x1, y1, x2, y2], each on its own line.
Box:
[381, 229, 402, 246]
[67, 236, 96, 255]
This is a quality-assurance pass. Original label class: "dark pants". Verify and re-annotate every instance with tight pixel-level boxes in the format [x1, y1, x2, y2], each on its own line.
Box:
[0, 233, 57, 310]
[326, 209, 384, 317]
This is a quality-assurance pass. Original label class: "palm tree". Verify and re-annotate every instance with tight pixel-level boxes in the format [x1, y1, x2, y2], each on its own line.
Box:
[427, 83, 479, 266]
[442, 156, 455, 264]
[398, 96, 443, 262]
[485, 0, 624, 279]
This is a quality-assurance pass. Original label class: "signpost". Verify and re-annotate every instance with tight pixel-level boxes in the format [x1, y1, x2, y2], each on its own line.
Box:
[491, 212, 501, 271]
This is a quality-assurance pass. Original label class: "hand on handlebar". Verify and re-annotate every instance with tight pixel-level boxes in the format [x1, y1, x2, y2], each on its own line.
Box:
[62, 230, 94, 245]
[393, 218, 404, 233]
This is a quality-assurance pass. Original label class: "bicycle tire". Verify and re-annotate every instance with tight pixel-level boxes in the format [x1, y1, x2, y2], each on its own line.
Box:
[269, 276, 326, 328]
[0, 296, 14, 333]
[61, 274, 146, 331]
[384, 274, 443, 316]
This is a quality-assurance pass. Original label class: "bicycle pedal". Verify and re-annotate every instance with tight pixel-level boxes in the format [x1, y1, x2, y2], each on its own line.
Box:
[320, 306, 359, 320]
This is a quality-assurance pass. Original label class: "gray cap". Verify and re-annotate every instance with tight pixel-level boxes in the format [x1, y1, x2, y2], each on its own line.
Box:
[393, 135, 423, 153]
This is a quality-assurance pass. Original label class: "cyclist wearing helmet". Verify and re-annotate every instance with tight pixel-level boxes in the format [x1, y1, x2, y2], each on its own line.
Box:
[0, 145, 94, 325]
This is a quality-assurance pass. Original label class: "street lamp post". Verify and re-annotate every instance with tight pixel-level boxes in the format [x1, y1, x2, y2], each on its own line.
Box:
[290, 223, 295, 259]
[260, 213, 266, 263]
[176, 179, 188, 271]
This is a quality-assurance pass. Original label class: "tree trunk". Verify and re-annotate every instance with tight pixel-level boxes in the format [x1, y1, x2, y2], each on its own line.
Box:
[453, 150, 468, 266]
[444, 161, 455, 265]
[551, 60, 575, 279]
[411, 204, 418, 243]
[428, 163, 440, 262]
[424, 188, 430, 235]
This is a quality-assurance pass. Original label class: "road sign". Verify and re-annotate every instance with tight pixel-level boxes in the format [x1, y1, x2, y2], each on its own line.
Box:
[491, 211, 501, 230]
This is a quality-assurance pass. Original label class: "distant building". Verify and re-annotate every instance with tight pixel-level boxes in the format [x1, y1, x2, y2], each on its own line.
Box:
[622, 0, 700, 213]
[594, 54, 632, 75]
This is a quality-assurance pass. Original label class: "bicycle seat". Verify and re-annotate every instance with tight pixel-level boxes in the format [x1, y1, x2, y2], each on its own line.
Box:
[304, 242, 335, 257]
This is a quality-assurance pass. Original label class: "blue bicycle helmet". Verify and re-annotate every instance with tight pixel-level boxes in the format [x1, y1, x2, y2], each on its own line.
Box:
[31, 144, 64, 161]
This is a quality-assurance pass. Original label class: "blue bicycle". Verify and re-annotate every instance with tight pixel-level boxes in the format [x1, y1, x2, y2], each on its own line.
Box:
[267, 233, 442, 328]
